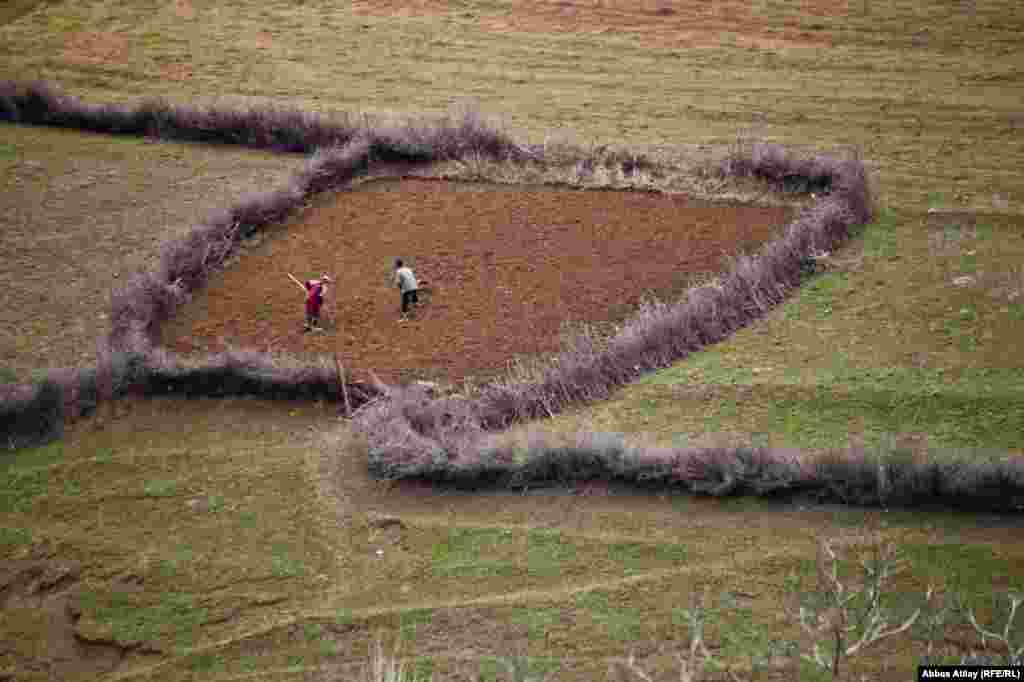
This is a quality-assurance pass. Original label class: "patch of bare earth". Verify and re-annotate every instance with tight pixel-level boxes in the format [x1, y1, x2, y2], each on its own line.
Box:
[0, 559, 152, 681]
[60, 32, 131, 67]
[170, 0, 195, 21]
[160, 179, 792, 384]
[351, 0, 830, 49]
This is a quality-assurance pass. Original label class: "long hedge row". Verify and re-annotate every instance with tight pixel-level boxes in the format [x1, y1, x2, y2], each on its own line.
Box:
[0, 80, 358, 152]
[377, 426, 1024, 513]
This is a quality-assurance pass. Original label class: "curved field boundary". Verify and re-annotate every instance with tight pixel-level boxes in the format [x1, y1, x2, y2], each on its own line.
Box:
[9, 81, 1016, 513]
[353, 149, 872, 468]
[1, 81, 1020, 511]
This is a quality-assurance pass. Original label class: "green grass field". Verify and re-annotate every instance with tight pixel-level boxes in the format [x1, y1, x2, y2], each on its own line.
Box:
[2, 0, 1023, 680]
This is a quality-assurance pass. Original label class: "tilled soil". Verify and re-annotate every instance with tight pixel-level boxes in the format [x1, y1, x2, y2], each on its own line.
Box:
[160, 179, 792, 385]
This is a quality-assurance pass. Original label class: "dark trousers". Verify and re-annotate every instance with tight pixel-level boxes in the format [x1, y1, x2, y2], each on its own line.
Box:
[401, 290, 419, 314]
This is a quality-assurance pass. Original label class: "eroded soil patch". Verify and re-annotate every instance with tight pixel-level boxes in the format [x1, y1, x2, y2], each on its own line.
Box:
[161, 179, 791, 384]
[0, 560, 137, 681]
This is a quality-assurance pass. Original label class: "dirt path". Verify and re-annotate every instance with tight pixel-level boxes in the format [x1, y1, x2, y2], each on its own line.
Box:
[161, 179, 792, 385]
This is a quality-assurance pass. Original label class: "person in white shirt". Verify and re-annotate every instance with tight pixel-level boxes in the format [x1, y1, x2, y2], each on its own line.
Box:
[393, 258, 419, 320]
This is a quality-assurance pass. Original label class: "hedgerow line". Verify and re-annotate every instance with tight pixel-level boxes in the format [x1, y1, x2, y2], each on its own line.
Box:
[3, 81, 1021, 512]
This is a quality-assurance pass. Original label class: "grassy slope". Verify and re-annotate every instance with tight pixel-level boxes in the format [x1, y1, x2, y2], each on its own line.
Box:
[2, 0, 1024, 680]
[542, 207, 1024, 454]
[1, 399, 344, 681]
[0, 125, 304, 379]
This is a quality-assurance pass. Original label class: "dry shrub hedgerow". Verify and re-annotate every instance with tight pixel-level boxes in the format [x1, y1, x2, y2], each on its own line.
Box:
[0, 80, 360, 151]
[1, 80, 527, 448]
[353, 136, 1024, 510]
[0, 380, 63, 450]
[4, 82, 1018, 511]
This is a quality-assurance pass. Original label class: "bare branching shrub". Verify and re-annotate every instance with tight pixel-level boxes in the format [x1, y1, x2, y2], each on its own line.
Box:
[915, 593, 962, 665]
[613, 592, 797, 682]
[962, 593, 1024, 665]
[792, 539, 931, 678]
[669, 600, 718, 681]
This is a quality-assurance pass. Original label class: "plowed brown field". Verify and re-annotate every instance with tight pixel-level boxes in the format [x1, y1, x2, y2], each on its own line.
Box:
[160, 179, 792, 384]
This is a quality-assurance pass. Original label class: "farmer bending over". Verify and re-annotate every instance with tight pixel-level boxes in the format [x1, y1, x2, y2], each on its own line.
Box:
[289, 272, 331, 332]
[393, 258, 419, 320]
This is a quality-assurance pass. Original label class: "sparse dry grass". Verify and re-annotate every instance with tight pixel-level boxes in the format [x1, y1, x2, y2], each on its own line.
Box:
[1, 0, 1022, 211]
[0, 124, 303, 379]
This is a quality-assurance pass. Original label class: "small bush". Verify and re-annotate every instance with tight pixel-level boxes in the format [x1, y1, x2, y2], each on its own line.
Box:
[108, 272, 187, 353]
[137, 349, 374, 404]
[811, 446, 1024, 512]
[293, 140, 372, 196]
[0, 378, 64, 451]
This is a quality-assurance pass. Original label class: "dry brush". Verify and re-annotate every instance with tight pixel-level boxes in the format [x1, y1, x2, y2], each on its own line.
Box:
[4, 82, 1020, 512]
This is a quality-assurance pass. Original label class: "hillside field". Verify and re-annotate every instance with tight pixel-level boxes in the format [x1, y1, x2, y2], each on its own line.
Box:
[2, 0, 1024, 680]
[160, 178, 792, 385]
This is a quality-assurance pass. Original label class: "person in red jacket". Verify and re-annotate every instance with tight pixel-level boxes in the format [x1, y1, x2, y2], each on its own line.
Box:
[290, 273, 331, 332]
